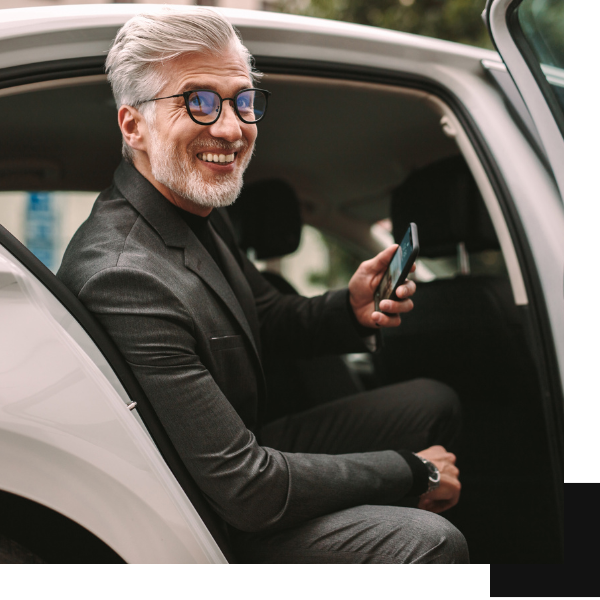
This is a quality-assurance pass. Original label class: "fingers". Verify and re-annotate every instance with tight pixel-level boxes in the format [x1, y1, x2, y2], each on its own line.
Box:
[395, 280, 417, 299]
[420, 498, 458, 514]
[377, 281, 416, 315]
[371, 311, 401, 328]
[376, 300, 414, 317]
[418, 474, 462, 513]
[365, 245, 398, 278]
[416, 445, 456, 469]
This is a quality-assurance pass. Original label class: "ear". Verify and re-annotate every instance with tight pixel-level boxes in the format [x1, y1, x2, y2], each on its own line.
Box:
[118, 105, 149, 154]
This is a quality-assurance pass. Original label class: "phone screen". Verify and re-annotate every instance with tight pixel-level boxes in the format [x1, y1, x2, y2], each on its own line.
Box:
[378, 227, 413, 301]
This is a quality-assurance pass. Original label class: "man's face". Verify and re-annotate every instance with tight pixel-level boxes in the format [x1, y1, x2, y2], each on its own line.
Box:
[142, 46, 258, 211]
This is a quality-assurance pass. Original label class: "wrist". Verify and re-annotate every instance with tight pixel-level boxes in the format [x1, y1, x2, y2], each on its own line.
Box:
[398, 450, 430, 496]
[413, 453, 441, 495]
[345, 290, 373, 335]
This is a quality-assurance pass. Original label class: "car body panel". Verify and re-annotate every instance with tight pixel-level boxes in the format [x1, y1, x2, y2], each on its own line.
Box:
[0, 243, 226, 563]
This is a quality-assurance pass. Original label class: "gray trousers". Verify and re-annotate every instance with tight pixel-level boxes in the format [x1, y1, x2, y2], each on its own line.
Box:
[230, 378, 469, 563]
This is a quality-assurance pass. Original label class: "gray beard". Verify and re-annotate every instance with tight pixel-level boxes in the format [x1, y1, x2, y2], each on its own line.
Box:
[147, 129, 252, 209]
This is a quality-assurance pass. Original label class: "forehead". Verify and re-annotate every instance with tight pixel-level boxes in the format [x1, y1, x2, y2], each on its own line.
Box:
[161, 47, 252, 93]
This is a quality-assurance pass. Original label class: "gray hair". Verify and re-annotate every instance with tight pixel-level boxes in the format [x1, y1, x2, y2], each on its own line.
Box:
[105, 6, 259, 160]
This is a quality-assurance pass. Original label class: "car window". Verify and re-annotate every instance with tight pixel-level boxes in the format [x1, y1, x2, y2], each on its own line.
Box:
[419, 250, 508, 279]
[251, 225, 363, 296]
[517, 0, 564, 112]
[251, 222, 508, 292]
[0, 191, 97, 273]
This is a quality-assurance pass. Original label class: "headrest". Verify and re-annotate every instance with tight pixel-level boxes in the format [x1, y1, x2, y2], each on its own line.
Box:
[229, 179, 302, 260]
[391, 156, 499, 257]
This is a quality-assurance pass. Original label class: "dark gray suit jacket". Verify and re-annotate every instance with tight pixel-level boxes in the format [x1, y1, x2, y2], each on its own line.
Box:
[58, 161, 414, 533]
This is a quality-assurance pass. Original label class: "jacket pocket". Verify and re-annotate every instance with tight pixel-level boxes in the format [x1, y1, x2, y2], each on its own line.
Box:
[209, 334, 244, 352]
[209, 334, 258, 428]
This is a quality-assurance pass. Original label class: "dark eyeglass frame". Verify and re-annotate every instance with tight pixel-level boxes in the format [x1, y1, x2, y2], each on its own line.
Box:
[138, 87, 271, 125]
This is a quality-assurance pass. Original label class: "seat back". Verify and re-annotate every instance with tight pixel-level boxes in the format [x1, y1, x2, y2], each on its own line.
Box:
[228, 179, 302, 259]
[391, 155, 499, 258]
[379, 154, 522, 391]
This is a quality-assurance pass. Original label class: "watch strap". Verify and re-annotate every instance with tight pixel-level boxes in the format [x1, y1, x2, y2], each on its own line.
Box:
[397, 450, 430, 496]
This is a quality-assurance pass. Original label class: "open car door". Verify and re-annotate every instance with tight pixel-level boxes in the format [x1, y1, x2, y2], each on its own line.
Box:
[484, 0, 564, 199]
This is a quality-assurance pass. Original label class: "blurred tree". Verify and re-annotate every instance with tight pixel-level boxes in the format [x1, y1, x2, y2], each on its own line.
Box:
[518, 0, 563, 68]
[308, 232, 362, 289]
[272, 0, 493, 48]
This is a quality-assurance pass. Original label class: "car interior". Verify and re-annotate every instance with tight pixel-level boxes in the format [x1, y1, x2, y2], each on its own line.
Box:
[0, 70, 562, 563]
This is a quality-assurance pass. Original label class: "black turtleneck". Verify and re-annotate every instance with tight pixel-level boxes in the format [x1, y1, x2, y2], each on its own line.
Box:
[174, 206, 229, 277]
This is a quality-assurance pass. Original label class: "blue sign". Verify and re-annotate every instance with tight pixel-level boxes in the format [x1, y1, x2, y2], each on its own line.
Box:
[26, 192, 57, 271]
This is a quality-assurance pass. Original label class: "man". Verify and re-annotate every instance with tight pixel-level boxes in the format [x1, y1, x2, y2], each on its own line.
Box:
[58, 7, 467, 563]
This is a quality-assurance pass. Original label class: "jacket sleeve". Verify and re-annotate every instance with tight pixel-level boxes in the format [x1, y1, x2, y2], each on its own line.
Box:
[77, 266, 412, 533]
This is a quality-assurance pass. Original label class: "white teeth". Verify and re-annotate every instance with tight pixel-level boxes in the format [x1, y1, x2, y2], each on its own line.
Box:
[200, 152, 235, 163]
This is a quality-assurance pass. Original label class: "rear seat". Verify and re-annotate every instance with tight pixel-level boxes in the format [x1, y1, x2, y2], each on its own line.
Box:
[377, 155, 524, 396]
[376, 152, 547, 487]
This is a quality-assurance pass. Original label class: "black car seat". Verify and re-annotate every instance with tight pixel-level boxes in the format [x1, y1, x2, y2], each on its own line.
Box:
[228, 180, 363, 422]
[379, 155, 557, 562]
[378, 154, 528, 398]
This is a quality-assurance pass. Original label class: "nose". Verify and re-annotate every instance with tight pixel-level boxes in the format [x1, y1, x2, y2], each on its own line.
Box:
[207, 99, 242, 142]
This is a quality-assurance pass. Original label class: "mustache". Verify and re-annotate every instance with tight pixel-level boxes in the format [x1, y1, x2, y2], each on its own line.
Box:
[190, 139, 248, 153]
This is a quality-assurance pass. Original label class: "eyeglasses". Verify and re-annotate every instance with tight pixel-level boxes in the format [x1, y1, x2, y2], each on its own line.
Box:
[138, 88, 271, 125]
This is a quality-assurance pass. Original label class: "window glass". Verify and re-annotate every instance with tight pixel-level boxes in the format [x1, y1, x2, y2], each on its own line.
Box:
[419, 250, 508, 280]
[252, 225, 363, 296]
[517, 0, 564, 111]
[0, 191, 97, 273]
[250, 222, 509, 294]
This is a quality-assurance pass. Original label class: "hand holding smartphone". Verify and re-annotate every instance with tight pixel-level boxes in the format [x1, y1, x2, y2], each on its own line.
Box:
[374, 223, 419, 313]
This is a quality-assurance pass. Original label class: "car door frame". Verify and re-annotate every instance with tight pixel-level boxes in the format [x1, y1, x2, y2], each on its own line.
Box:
[484, 0, 564, 199]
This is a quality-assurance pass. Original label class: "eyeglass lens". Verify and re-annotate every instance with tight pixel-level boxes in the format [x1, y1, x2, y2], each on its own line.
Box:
[188, 90, 267, 123]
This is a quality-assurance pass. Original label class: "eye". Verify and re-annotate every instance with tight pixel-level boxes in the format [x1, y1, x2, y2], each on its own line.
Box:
[188, 91, 218, 120]
[236, 91, 255, 114]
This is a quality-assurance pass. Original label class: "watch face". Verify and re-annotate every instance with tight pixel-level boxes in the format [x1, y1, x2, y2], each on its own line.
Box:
[425, 460, 440, 490]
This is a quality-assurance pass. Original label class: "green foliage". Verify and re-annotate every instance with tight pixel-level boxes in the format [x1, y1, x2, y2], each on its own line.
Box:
[272, 0, 493, 49]
[307, 232, 362, 289]
[518, 0, 563, 68]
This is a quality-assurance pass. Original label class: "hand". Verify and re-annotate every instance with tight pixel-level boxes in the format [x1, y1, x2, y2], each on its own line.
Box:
[416, 445, 461, 514]
[348, 245, 417, 328]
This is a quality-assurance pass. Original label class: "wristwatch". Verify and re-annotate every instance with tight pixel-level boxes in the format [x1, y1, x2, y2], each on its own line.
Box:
[413, 453, 441, 494]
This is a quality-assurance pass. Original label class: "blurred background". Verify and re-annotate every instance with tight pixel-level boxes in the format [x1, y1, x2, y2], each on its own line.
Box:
[0, 0, 494, 48]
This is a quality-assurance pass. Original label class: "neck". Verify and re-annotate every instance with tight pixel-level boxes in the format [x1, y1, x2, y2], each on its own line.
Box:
[131, 152, 213, 217]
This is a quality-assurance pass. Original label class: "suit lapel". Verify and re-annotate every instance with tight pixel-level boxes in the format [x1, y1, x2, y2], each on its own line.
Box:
[113, 161, 261, 360]
[209, 223, 262, 355]
[182, 232, 260, 358]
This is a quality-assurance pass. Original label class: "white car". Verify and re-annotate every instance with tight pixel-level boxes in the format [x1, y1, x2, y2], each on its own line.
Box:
[0, 0, 563, 563]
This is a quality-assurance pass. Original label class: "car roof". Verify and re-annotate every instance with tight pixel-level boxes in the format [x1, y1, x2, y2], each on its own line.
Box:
[0, 4, 498, 74]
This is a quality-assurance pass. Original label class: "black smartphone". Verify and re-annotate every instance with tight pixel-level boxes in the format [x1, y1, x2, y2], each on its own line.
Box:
[374, 223, 419, 313]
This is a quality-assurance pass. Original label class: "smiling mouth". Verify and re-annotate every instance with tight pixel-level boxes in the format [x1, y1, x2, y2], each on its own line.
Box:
[199, 152, 236, 165]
